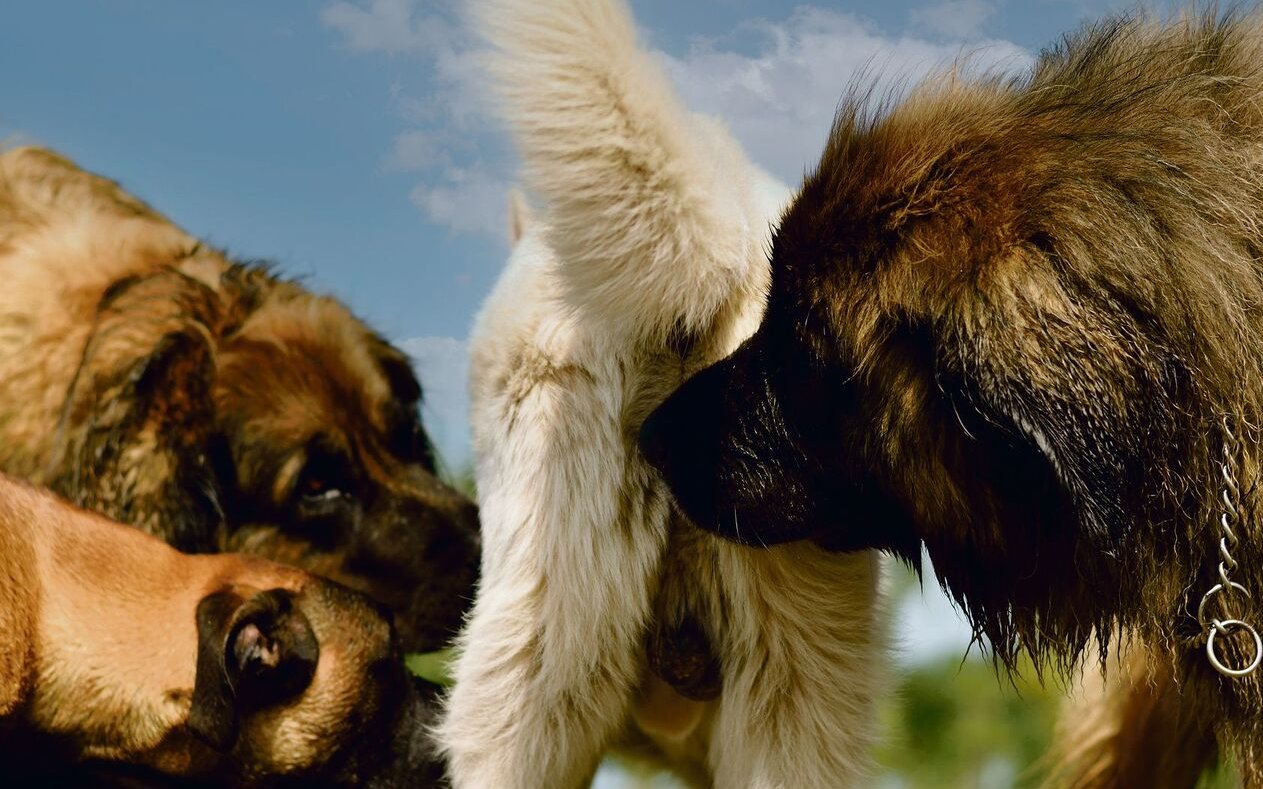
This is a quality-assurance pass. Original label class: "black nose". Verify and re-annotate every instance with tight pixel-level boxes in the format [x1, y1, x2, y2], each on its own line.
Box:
[639, 367, 727, 529]
[638, 400, 673, 472]
[640, 383, 705, 482]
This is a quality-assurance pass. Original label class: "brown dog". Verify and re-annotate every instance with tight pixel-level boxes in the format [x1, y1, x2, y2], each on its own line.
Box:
[0, 472, 442, 787]
[0, 146, 478, 654]
[642, 9, 1263, 784]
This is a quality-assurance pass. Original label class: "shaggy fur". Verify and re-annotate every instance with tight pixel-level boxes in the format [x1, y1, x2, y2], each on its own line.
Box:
[438, 0, 886, 786]
[641, 8, 1263, 783]
[0, 146, 479, 654]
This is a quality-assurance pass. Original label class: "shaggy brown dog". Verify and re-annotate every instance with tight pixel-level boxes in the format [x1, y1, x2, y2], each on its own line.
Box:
[0, 146, 478, 654]
[0, 473, 442, 787]
[641, 9, 1263, 783]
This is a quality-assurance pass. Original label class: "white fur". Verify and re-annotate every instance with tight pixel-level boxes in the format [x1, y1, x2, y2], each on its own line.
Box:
[439, 1, 887, 786]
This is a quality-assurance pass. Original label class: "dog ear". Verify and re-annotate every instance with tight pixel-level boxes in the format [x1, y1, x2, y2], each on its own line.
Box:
[935, 260, 1181, 543]
[188, 588, 320, 751]
[370, 337, 439, 469]
[507, 187, 533, 247]
[47, 270, 226, 552]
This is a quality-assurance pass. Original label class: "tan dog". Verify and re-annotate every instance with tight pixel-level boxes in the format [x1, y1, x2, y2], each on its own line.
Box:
[0, 472, 441, 787]
[0, 146, 479, 655]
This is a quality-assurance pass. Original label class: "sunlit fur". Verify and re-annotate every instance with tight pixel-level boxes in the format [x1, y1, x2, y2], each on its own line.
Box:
[0, 473, 440, 787]
[438, 0, 887, 785]
[1045, 646, 1217, 789]
[0, 146, 479, 653]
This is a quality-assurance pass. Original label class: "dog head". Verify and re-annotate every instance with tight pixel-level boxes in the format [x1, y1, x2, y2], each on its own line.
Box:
[643, 15, 1263, 661]
[183, 580, 445, 786]
[27, 144, 482, 651]
[209, 272, 479, 653]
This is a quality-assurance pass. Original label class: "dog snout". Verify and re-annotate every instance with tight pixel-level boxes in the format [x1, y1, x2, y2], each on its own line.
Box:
[640, 361, 731, 530]
[188, 588, 320, 752]
[643, 339, 829, 547]
[349, 474, 480, 652]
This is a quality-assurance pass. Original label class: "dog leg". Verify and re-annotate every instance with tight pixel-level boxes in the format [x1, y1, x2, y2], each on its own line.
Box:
[1045, 644, 1218, 789]
[440, 330, 672, 787]
[709, 544, 885, 788]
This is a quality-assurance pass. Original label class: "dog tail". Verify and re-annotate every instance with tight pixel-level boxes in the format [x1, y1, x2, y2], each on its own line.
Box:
[475, 0, 789, 339]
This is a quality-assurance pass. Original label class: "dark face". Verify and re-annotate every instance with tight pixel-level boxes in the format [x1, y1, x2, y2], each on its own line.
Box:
[644, 302, 933, 572]
[640, 324, 919, 555]
[639, 98, 1198, 663]
[214, 312, 479, 654]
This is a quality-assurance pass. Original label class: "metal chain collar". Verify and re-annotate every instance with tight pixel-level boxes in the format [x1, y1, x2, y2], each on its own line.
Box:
[1198, 417, 1263, 678]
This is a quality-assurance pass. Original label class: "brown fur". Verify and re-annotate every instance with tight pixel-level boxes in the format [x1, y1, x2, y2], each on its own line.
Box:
[1046, 649, 1218, 788]
[0, 146, 478, 653]
[641, 7, 1263, 784]
[0, 472, 442, 786]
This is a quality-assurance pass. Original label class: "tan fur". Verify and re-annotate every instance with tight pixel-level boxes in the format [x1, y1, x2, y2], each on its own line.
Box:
[1046, 649, 1217, 789]
[0, 473, 395, 780]
[0, 147, 197, 480]
[0, 145, 479, 653]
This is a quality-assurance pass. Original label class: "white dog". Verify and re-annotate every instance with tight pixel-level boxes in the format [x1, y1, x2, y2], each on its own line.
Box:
[439, 0, 886, 786]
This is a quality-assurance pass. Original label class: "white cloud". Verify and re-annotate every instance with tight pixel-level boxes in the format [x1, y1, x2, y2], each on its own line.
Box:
[409, 166, 510, 239]
[400, 335, 473, 473]
[321, 0, 458, 55]
[659, 7, 1031, 184]
[325, 0, 504, 240]
[383, 129, 451, 173]
[909, 0, 997, 41]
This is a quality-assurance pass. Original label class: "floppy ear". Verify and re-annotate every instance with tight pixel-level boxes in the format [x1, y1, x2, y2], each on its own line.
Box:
[369, 336, 436, 469]
[47, 270, 226, 552]
[935, 259, 1183, 543]
[188, 588, 320, 751]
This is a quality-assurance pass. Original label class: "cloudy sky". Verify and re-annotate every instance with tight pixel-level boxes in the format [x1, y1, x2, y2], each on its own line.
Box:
[1, 0, 1146, 469]
[4, 0, 1140, 665]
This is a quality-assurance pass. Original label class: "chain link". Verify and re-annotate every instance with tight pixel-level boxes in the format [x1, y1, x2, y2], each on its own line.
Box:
[1199, 417, 1262, 678]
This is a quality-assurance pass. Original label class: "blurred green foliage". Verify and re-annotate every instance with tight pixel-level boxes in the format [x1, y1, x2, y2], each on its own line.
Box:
[874, 653, 1059, 789]
[442, 462, 477, 499]
[875, 650, 1240, 789]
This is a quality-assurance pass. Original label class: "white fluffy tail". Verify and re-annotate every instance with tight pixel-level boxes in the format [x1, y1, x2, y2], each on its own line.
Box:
[476, 0, 785, 339]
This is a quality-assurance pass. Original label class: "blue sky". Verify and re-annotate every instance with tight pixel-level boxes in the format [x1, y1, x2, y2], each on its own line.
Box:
[1, 0, 1135, 468]
[4, 0, 1137, 668]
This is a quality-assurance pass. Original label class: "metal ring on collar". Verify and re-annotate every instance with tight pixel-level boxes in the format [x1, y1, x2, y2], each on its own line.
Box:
[1197, 581, 1251, 627]
[1206, 619, 1263, 678]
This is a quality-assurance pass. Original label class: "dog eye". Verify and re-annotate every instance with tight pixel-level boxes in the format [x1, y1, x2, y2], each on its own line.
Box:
[294, 438, 356, 504]
[300, 476, 344, 502]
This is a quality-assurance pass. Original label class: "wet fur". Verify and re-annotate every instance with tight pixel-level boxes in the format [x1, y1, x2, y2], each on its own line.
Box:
[0, 146, 479, 654]
[439, 0, 886, 786]
[641, 8, 1263, 784]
